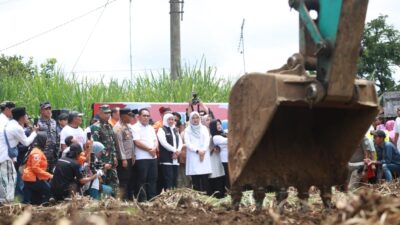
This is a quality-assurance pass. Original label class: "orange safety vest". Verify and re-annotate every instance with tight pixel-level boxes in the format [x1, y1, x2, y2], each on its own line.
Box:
[22, 148, 52, 182]
[153, 120, 163, 131]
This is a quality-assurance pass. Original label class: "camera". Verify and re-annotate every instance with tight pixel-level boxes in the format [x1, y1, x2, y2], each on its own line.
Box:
[87, 132, 92, 141]
[192, 92, 200, 105]
[90, 152, 104, 172]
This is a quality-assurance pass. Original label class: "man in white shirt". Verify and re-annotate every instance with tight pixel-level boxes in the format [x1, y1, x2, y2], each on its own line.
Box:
[131, 108, 158, 202]
[0, 107, 37, 203]
[0, 101, 15, 129]
[60, 111, 86, 153]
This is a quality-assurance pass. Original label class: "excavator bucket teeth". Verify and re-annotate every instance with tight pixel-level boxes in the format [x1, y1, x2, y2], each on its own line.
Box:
[228, 72, 379, 192]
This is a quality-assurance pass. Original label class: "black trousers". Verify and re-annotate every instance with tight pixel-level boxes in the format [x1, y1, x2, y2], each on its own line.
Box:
[23, 180, 51, 205]
[117, 159, 135, 200]
[191, 174, 209, 192]
[208, 176, 225, 198]
[157, 163, 163, 195]
[133, 159, 158, 202]
[161, 164, 178, 190]
[223, 163, 230, 189]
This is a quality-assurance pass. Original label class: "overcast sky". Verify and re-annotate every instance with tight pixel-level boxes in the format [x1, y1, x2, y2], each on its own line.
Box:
[0, 0, 399, 81]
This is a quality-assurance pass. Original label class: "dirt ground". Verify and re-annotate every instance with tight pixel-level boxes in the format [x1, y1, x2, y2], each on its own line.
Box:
[1, 182, 400, 225]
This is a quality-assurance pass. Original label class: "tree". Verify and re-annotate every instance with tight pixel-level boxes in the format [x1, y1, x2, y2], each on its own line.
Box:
[357, 15, 400, 95]
[0, 55, 58, 78]
[0, 54, 36, 77]
[40, 58, 57, 78]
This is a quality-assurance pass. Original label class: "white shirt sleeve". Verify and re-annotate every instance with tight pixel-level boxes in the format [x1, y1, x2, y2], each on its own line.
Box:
[201, 127, 210, 151]
[60, 129, 67, 145]
[132, 125, 141, 141]
[395, 119, 400, 134]
[157, 128, 176, 152]
[184, 128, 196, 152]
[12, 126, 37, 147]
[151, 128, 158, 147]
[213, 135, 227, 146]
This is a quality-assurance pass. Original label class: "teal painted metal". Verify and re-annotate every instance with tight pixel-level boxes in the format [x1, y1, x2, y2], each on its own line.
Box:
[318, 0, 343, 43]
[316, 0, 343, 86]
[298, 3, 324, 46]
[294, 0, 344, 86]
[297, 0, 343, 49]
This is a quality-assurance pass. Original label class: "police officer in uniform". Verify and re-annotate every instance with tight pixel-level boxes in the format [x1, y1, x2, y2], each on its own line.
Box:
[90, 105, 119, 197]
[113, 108, 135, 200]
[37, 101, 58, 173]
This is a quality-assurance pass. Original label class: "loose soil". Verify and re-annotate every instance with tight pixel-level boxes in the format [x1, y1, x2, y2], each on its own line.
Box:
[1, 182, 400, 225]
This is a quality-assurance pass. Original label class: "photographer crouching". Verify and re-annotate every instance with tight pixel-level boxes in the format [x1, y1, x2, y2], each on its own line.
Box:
[51, 143, 98, 201]
[83, 142, 113, 199]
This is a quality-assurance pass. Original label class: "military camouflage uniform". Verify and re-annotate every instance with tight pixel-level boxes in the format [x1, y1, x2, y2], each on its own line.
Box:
[38, 118, 58, 172]
[56, 125, 63, 158]
[91, 120, 119, 197]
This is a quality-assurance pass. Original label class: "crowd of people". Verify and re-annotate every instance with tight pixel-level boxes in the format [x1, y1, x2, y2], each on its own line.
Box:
[0, 100, 229, 205]
[347, 108, 400, 190]
[3, 98, 400, 206]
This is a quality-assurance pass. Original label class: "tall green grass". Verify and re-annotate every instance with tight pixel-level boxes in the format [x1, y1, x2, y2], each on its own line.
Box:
[0, 64, 232, 125]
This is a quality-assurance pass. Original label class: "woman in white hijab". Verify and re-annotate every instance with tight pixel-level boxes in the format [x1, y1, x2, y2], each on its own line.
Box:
[157, 113, 182, 190]
[184, 111, 212, 192]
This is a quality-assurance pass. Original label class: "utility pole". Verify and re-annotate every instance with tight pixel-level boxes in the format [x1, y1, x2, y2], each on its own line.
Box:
[238, 18, 246, 74]
[170, 0, 183, 80]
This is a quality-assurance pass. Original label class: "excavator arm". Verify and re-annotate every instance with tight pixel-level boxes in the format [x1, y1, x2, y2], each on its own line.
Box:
[292, 0, 369, 102]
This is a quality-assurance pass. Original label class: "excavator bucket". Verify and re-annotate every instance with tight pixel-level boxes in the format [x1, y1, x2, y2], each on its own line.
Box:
[228, 73, 378, 198]
[227, 1, 379, 209]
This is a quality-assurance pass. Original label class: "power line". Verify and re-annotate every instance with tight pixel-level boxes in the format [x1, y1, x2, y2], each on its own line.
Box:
[0, 0, 119, 53]
[71, 0, 111, 73]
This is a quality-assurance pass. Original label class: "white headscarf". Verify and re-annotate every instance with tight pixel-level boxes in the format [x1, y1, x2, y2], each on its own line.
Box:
[163, 113, 175, 128]
[189, 111, 201, 138]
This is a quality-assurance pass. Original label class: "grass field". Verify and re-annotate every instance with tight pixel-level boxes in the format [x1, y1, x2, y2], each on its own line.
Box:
[0, 64, 232, 125]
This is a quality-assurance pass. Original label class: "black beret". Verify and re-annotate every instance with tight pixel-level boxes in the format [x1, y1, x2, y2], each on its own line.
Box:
[131, 109, 139, 115]
[120, 108, 131, 115]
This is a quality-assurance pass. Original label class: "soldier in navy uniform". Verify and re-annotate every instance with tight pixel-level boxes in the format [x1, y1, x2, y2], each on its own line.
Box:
[37, 101, 58, 173]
